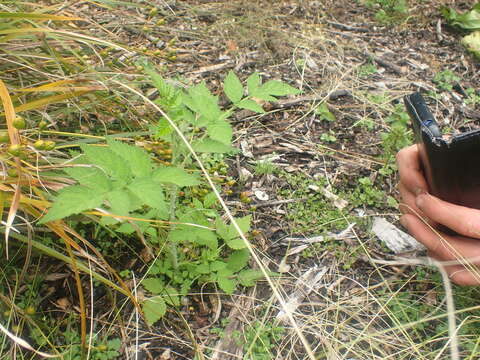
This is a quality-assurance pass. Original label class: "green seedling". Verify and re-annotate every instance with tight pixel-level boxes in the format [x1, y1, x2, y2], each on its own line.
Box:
[433, 69, 461, 91]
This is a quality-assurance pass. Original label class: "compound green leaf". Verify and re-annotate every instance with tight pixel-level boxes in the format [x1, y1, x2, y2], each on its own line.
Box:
[206, 119, 232, 145]
[217, 276, 237, 294]
[210, 260, 227, 272]
[192, 138, 238, 154]
[192, 227, 218, 250]
[215, 217, 232, 241]
[203, 191, 218, 208]
[142, 278, 165, 294]
[143, 297, 166, 325]
[127, 177, 167, 211]
[64, 166, 111, 192]
[226, 249, 250, 272]
[152, 166, 200, 187]
[238, 269, 264, 287]
[224, 71, 243, 103]
[80, 144, 131, 181]
[163, 287, 181, 307]
[185, 82, 222, 122]
[260, 80, 301, 96]
[196, 263, 210, 274]
[236, 99, 265, 114]
[107, 138, 153, 178]
[249, 91, 277, 102]
[236, 215, 252, 233]
[246, 72, 262, 95]
[168, 228, 189, 243]
[216, 215, 251, 243]
[40, 185, 104, 223]
[226, 238, 247, 250]
[106, 189, 131, 216]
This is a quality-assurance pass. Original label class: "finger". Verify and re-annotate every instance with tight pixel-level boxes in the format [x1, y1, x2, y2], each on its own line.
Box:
[447, 266, 480, 286]
[398, 183, 437, 227]
[427, 251, 480, 286]
[396, 145, 429, 194]
[398, 182, 421, 215]
[416, 194, 480, 239]
[400, 214, 480, 264]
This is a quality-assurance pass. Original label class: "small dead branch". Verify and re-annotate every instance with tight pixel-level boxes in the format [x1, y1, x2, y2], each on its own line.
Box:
[372, 217, 425, 253]
[190, 61, 233, 75]
[283, 223, 356, 244]
[210, 292, 255, 360]
[326, 20, 370, 33]
[276, 266, 328, 323]
[275, 89, 351, 109]
[364, 50, 405, 75]
[254, 198, 306, 208]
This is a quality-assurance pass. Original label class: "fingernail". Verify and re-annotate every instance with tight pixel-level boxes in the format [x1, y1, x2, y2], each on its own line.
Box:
[414, 187, 427, 196]
[416, 194, 426, 209]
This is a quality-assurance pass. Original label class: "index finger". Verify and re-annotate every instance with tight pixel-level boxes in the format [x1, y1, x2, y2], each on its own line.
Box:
[416, 193, 480, 239]
[396, 145, 429, 194]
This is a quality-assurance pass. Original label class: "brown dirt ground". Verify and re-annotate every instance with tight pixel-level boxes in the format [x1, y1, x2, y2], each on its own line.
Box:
[33, 0, 480, 359]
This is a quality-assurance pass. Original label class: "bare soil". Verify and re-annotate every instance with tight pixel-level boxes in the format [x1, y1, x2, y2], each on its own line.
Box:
[42, 1, 480, 359]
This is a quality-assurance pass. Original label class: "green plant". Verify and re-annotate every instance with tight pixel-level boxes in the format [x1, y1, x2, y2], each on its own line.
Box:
[357, 63, 378, 78]
[243, 319, 285, 360]
[279, 172, 351, 234]
[254, 160, 279, 175]
[465, 87, 480, 106]
[364, 0, 409, 25]
[301, 240, 362, 270]
[433, 69, 461, 91]
[40, 66, 298, 324]
[320, 131, 337, 143]
[442, 3, 480, 30]
[0, 5, 145, 355]
[367, 92, 391, 106]
[61, 331, 121, 360]
[353, 116, 375, 130]
[350, 177, 385, 207]
[315, 102, 336, 122]
[380, 103, 411, 175]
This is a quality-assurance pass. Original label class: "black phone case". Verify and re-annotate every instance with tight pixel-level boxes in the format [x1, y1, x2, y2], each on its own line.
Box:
[404, 92, 480, 209]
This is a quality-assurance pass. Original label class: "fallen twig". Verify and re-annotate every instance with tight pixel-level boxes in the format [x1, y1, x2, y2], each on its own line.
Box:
[275, 89, 351, 109]
[364, 50, 405, 75]
[254, 198, 306, 208]
[276, 266, 328, 323]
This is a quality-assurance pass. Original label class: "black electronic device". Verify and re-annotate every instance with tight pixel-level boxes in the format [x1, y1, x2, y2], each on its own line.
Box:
[404, 92, 480, 209]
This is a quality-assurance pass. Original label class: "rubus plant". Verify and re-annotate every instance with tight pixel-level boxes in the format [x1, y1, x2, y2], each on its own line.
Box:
[39, 61, 300, 324]
[0, 5, 143, 356]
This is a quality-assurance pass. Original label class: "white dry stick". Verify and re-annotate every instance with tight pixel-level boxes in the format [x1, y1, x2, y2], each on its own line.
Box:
[372, 217, 425, 253]
[276, 266, 328, 323]
[284, 223, 357, 256]
[0, 323, 58, 358]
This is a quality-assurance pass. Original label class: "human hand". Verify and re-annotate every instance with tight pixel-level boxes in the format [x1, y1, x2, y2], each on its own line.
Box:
[396, 144, 429, 217]
[397, 145, 480, 285]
